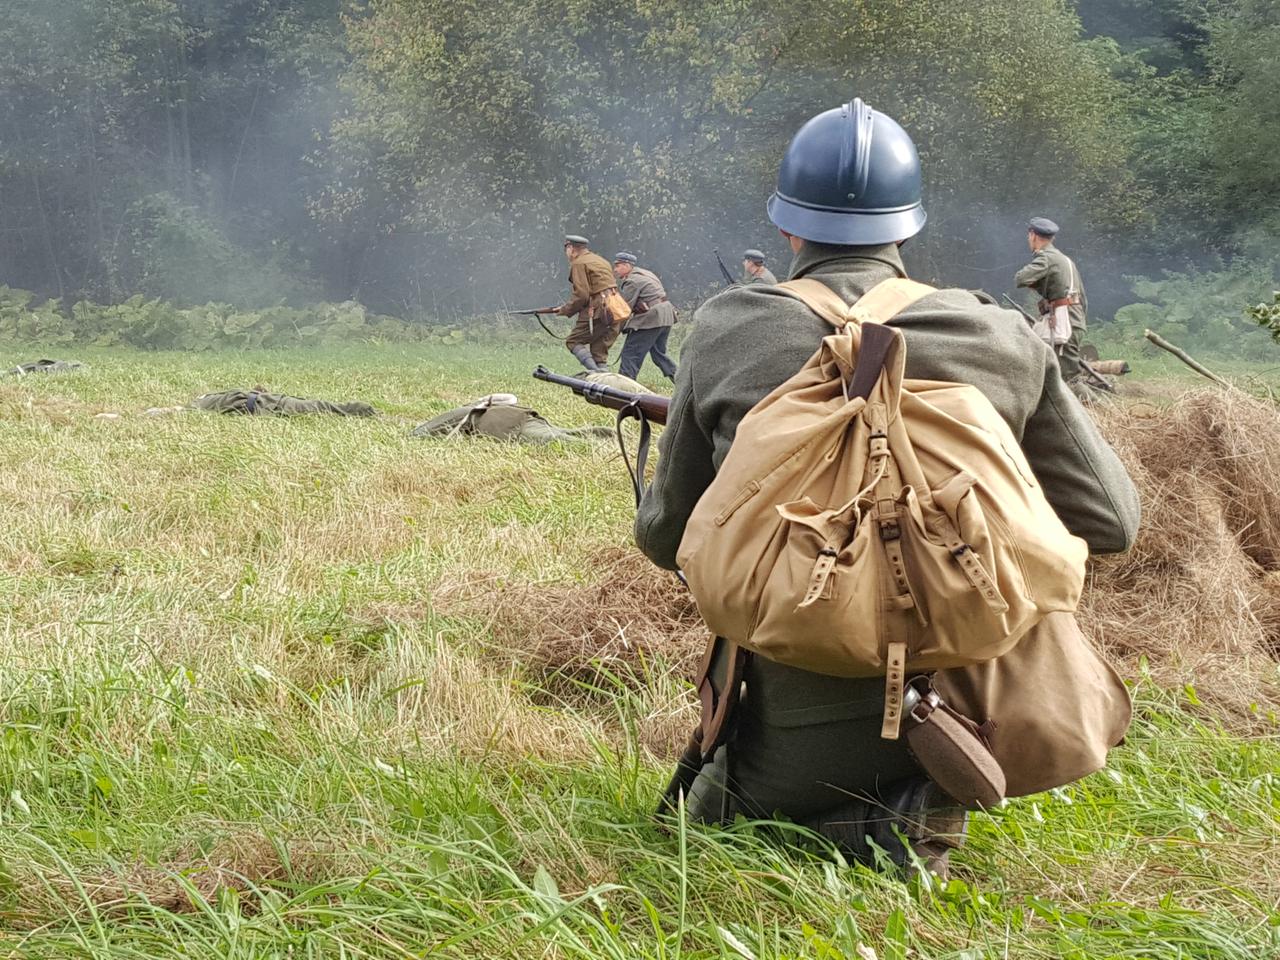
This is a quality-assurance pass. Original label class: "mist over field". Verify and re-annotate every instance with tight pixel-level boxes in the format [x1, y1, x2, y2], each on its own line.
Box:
[1, 0, 1277, 355]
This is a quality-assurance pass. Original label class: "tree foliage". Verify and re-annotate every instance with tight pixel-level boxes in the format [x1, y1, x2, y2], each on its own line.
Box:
[0, 0, 1276, 334]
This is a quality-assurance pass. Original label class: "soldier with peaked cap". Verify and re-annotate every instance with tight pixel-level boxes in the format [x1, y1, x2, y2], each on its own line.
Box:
[548, 235, 628, 372]
[613, 252, 678, 382]
[742, 249, 778, 285]
[634, 98, 1138, 878]
[1014, 218, 1089, 386]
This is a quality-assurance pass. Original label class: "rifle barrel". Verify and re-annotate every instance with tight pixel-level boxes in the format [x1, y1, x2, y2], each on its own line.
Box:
[533, 365, 670, 425]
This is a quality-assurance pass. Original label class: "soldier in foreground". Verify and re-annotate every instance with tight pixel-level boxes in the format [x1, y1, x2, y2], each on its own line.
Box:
[742, 249, 777, 285]
[1014, 218, 1088, 385]
[612, 252, 678, 382]
[635, 99, 1138, 875]
[550, 235, 629, 373]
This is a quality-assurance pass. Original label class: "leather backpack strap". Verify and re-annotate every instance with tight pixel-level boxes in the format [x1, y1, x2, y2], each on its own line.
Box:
[776, 278, 853, 329]
[778, 276, 936, 330]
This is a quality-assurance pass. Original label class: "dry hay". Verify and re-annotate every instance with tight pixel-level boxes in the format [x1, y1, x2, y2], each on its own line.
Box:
[1085, 388, 1280, 721]
[437, 546, 704, 687]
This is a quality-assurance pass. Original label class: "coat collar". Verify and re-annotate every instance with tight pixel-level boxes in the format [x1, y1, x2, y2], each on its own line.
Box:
[788, 241, 909, 281]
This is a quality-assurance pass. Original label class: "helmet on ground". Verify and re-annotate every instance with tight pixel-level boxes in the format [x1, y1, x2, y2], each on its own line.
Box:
[766, 98, 926, 246]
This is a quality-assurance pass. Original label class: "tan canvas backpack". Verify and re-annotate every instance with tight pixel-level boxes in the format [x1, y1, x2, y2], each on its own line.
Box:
[676, 278, 1089, 739]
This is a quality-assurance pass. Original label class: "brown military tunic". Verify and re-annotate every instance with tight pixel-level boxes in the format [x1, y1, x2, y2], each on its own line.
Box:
[558, 250, 625, 365]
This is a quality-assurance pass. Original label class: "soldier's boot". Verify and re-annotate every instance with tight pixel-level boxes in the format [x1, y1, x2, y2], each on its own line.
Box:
[807, 778, 966, 880]
[871, 778, 967, 881]
[570, 344, 603, 372]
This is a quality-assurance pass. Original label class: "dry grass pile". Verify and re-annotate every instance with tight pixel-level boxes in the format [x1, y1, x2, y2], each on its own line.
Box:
[1086, 388, 1280, 718]
[438, 546, 704, 686]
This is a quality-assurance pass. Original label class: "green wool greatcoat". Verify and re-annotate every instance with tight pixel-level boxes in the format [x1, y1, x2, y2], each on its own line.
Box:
[635, 242, 1139, 823]
[1013, 242, 1088, 330]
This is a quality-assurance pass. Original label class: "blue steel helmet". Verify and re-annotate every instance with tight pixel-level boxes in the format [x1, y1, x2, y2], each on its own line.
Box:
[766, 98, 926, 246]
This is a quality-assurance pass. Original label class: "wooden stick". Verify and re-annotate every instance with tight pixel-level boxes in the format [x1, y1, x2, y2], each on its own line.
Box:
[1143, 329, 1231, 387]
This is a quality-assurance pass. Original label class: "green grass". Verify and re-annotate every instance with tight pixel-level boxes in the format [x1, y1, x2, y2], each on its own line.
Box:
[1, 342, 1278, 958]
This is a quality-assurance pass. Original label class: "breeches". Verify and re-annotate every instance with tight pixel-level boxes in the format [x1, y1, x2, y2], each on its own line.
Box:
[565, 310, 622, 364]
[686, 657, 923, 824]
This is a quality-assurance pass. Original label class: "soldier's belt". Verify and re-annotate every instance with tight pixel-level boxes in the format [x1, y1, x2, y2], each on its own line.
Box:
[1037, 295, 1081, 314]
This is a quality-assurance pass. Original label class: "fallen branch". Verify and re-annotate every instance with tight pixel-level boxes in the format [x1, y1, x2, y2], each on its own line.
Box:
[1143, 329, 1231, 387]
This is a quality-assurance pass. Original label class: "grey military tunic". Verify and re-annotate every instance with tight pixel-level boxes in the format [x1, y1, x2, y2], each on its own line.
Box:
[4, 359, 84, 375]
[619, 268, 677, 332]
[1014, 243, 1087, 330]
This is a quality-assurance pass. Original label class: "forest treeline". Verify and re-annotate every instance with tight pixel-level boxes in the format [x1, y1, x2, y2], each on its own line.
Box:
[1, 0, 1277, 349]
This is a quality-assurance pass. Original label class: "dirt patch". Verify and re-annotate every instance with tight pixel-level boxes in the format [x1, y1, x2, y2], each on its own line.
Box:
[10, 833, 339, 923]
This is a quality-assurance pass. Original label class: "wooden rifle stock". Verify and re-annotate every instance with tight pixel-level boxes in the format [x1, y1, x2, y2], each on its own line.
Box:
[532, 365, 670, 425]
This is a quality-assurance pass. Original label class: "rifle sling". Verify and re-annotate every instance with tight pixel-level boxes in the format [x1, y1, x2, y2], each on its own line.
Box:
[536, 314, 573, 341]
[847, 323, 897, 401]
[616, 402, 654, 509]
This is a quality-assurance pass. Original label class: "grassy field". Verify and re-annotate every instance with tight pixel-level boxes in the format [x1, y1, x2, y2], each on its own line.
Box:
[1, 341, 1278, 959]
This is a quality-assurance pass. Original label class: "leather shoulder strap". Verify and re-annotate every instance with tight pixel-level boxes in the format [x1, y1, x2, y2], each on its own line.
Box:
[778, 277, 936, 329]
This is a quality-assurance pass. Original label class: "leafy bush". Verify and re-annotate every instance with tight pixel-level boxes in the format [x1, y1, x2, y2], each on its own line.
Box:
[123, 194, 320, 308]
[1246, 292, 1280, 343]
[0, 286, 511, 351]
[1094, 262, 1280, 360]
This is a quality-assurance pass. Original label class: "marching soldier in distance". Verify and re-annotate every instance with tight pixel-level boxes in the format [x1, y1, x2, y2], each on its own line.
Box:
[549, 235, 630, 373]
[635, 98, 1138, 877]
[742, 249, 778, 285]
[1014, 218, 1089, 385]
[612, 252, 678, 382]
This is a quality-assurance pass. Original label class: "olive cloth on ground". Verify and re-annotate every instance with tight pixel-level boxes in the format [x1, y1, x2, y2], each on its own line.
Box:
[4, 359, 85, 375]
[192, 389, 375, 417]
[412, 394, 614, 443]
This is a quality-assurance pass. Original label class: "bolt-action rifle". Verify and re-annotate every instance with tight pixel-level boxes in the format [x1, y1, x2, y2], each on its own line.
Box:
[512, 306, 569, 340]
[532, 364, 668, 424]
[533, 364, 669, 506]
[713, 249, 736, 287]
[1001, 294, 1115, 394]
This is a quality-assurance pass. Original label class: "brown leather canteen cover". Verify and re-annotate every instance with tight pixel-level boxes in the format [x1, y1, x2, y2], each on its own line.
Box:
[933, 612, 1132, 796]
[677, 278, 1089, 737]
